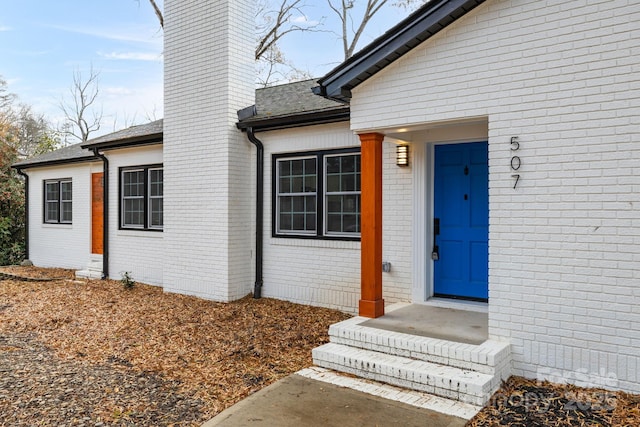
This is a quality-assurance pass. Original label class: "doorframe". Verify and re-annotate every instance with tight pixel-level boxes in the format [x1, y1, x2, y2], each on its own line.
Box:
[411, 139, 489, 304]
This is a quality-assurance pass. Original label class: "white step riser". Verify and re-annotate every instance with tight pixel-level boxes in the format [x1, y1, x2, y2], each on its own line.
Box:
[313, 343, 498, 406]
[328, 318, 511, 376]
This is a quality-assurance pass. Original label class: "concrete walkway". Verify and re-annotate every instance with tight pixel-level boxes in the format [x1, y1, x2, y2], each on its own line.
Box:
[203, 373, 469, 427]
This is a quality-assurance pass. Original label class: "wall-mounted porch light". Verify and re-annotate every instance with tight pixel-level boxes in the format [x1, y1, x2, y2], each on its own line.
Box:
[396, 145, 409, 167]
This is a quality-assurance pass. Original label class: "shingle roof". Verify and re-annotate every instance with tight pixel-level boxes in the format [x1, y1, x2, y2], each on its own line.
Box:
[12, 142, 97, 169]
[82, 119, 163, 149]
[12, 120, 163, 169]
[237, 79, 350, 131]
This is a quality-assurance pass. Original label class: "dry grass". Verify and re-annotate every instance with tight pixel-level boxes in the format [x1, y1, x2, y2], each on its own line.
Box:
[0, 267, 350, 421]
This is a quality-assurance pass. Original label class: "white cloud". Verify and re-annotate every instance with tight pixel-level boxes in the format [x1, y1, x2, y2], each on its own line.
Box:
[99, 51, 163, 61]
[0, 25, 11, 32]
[290, 15, 320, 26]
[46, 24, 162, 47]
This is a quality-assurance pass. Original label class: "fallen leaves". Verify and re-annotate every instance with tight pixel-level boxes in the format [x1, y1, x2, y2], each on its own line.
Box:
[0, 267, 351, 422]
[468, 376, 640, 427]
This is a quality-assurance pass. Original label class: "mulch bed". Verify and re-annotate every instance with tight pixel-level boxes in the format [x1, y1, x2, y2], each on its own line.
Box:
[467, 375, 640, 426]
[0, 266, 350, 426]
[2, 266, 639, 426]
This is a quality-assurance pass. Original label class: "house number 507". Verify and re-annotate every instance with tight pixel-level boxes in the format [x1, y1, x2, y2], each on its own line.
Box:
[510, 136, 521, 189]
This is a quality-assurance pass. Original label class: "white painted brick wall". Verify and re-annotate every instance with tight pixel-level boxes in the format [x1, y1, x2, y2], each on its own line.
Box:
[350, 0, 640, 393]
[259, 122, 412, 313]
[163, 0, 256, 301]
[105, 146, 164, 286]
[24, 162, 101, 269]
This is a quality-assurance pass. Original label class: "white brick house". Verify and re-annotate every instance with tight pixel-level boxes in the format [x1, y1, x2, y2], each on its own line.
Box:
[13, 0, 640, 400]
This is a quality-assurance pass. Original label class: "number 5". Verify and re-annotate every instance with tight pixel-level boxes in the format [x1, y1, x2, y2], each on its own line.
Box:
[510, 136, 520, 151]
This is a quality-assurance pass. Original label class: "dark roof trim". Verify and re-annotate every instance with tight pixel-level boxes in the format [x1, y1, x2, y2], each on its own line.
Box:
[315, 0, 486, 103]
[237, 107, 350, 132]
[12, 155, 99, 171]
[81, 133, 163, 151]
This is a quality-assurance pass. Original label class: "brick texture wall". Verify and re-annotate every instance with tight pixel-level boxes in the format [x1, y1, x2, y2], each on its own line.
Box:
[351, 0, 640, 392]
[259, 123, 413, 313]
[25, 162, 101, 269]
[163, 0, 256, 301]
[106, 146, 165, 286]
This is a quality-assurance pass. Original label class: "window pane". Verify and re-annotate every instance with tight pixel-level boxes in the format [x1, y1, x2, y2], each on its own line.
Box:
[280, 196, 292, 213]
[326, 194, 361, 234]
[326, 156, 340, 174]
[123, 171, 145, 197]
[124, 198, 144, 226]
[61, 181, 72, 201]
[46, 182, 59, 202]
[279, 177, 291, 194]
[46, 201, 58, 222]
[305, 158, 316, 174]
[149, 169, 163, 197]
[291, 159, 304, 175]
[279, 213, 292, 230]
[326, 174, 340, 192]
[278, 161, 290, 177]
[150, 198, 163, 227]
[305, 175, 316, 192]
[61, 201, 72, 222]
[342, 156, 356, 173]
[292, 176, 304, 193]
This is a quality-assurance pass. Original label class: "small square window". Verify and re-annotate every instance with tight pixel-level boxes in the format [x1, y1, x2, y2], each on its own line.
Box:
[44, 179, 72, 224]
[120, 165, 163, 231]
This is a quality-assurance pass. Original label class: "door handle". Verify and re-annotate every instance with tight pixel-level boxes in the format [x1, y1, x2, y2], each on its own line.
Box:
[432, 218, 440, 261]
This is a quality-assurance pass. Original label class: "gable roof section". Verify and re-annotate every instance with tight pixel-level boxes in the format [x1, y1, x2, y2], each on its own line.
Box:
[12, 119, 163, 170]
[314, 0, 486, 103]
[237, 79, 349, 131]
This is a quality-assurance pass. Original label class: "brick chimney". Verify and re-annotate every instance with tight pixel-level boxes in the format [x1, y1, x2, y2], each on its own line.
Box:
[163, 0, 256, 300]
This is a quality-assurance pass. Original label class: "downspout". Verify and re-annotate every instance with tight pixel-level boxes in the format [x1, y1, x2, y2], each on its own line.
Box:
[16, 169, 29, 261]
[92, 148, 109, 279]
[246, 127, 264, 298]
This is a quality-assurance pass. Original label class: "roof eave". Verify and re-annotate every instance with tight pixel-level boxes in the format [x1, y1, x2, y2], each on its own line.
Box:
[237, 107, 350, 132]
[12, 155, 99, 171]
[317, 0, 486, 102]
[81, 133, 163, 151]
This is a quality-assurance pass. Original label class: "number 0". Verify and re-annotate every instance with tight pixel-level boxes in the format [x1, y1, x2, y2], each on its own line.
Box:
[510, 156, 521, 171]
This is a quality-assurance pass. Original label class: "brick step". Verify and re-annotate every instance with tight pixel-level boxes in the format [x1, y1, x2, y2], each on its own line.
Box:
[313, 342, 496, 406]
[328, 316, 510, 376]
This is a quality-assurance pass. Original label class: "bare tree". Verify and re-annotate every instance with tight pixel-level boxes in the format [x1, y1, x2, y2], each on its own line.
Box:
[327, 0, 391, 60]
[147, 0, 163, 28]
[0, 77, 15, 112]
[59, 66, 103, 143]
[255, 0, 323, 61]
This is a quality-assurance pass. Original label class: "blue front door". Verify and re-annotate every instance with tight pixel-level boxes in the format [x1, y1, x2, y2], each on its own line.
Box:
[433, 142, 488, 301]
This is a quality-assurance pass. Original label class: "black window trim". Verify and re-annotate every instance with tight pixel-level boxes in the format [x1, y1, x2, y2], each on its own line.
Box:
[43, 178, 73, 224]
[272, 147, 361, 241]
[118, 163, 163, 232]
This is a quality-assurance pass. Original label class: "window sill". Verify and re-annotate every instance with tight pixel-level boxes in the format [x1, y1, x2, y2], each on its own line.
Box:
[117, 229, 163, 238]
[42, 223, 73, 229]
[269, 236, 359, 250]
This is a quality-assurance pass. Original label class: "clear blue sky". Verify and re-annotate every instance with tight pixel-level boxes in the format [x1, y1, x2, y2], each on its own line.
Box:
[0, 0, 413, 138]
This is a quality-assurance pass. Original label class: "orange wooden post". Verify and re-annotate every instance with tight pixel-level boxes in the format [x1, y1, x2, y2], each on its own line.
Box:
[358, 132, 384, 318]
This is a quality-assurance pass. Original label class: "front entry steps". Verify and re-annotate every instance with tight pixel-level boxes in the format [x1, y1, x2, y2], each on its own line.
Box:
[75, 255, 103, 279]
[312, 310, 511, 407]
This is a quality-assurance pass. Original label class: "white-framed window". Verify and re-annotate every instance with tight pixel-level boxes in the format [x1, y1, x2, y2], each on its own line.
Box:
[273, 148, 360, 240]
[120, 165, 163, 231]
[44, 179, 72, 224]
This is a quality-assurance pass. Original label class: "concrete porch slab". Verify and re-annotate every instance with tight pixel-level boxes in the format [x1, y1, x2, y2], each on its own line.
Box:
[360, 303, 488, 345]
